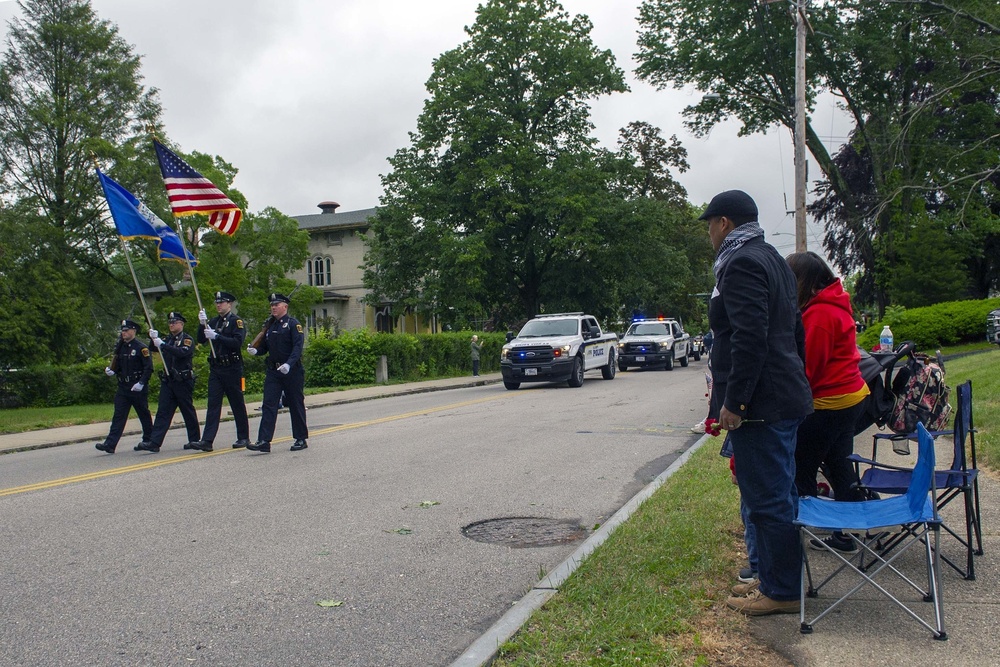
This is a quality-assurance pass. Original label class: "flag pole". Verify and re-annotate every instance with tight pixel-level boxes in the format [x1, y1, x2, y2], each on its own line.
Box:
[170, 216, 216, 358]
[92, 157, 167, 375]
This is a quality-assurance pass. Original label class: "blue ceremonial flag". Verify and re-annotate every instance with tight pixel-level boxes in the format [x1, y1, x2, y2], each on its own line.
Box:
[97, 169, 197, 267]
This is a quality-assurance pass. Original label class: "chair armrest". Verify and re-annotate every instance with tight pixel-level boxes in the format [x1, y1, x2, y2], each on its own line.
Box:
[847, 453, 915, 473]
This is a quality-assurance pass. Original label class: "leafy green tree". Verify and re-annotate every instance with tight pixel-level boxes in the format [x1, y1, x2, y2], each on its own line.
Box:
[635, 0, 1000, 313]
[367, 0, 711, 327]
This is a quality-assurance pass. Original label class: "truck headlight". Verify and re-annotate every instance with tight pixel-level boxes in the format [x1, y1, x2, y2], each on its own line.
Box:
[553, 345, 571, 357]
[659, 342, 672, 351]
[501, 348, 510, 359]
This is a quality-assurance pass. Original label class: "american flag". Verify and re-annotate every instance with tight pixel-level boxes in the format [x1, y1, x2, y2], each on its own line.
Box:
[153, 139, 243, 235]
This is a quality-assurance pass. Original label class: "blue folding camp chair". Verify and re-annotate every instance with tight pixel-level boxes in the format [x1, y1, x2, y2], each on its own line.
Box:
[851, 380, 982, 579]
[796, 423, 946, 639]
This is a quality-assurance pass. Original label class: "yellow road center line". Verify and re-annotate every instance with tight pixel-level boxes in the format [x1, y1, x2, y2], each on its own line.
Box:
[1, 393, 514, 497]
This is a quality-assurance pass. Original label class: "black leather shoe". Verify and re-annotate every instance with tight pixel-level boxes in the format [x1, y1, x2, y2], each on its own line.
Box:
[290, 439, 308, 451]
[134, 441, 152, 451]
[136, 441, 160, 453]
[247, 441, 271, 453]
[191, 441, 213, 452]
[95, 443, 115, 454]
[183, 441, 196, 450]
[232, 439, 250, 449]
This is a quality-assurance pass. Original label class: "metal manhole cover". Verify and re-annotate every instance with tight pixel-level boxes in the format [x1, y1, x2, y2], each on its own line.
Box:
[461, 517, 588, 548]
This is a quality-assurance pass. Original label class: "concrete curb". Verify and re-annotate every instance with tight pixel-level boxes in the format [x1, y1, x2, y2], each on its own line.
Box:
[448, 432, 713, 667]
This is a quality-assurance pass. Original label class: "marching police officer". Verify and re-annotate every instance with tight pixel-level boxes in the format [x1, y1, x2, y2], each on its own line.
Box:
[95, 320, 153, 454]
[246, 292, 308, 453]
[137, 312, 200, 452]
[191, 291, 250, 451]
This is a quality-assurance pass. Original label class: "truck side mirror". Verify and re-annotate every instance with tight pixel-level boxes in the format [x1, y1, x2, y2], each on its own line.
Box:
[589, 325, 600, 338]
[505, 331, 515, 343]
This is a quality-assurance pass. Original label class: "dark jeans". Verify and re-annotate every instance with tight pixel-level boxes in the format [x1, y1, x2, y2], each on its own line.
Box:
[794, 402, 866, 501]
[731, 417, 803, 601]
[472, 359, 480, 376]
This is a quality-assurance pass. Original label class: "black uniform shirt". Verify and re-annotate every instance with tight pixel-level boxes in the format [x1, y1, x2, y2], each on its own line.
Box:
[198, 311, 246, 361]
[259, 314, 304, 367]
[155, 331, 195, 372]
[115, 338, 153, 385]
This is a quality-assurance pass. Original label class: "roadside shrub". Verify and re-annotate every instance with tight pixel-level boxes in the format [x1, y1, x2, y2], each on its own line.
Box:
[857, 297, 1000, 351]
[303, 329, 378, 386]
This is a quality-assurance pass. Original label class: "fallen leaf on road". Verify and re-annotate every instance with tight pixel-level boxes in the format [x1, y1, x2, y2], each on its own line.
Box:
[316, 600, 343, 607]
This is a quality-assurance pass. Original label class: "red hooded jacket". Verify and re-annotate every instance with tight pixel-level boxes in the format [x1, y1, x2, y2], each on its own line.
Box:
[801, 279, 867, 399]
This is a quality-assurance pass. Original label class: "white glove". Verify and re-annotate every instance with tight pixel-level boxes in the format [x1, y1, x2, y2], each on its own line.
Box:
[198, 308, 208, 325]
[204, 328, 218, 340]
[148, 329, 158, 339]
[152, 337, 163, 348]
[104, 367, 115, 377]
[278, 363, 290, 375]
[131, 382, 144, 392]
[247, 346, 257, 356]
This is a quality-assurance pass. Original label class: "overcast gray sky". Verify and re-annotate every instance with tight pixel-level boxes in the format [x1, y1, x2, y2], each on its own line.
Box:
[1, 0, 846, 254]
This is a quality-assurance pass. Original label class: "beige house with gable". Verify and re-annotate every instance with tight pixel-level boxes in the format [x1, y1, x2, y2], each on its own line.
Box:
[290, 202, 435, 335]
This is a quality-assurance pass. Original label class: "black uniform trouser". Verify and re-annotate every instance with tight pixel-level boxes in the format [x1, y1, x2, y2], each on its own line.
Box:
[201, 365, 249, 444]
[105, 384, 152, 450]
[257, 364, 308, 443]
[150, 378, 200, 446]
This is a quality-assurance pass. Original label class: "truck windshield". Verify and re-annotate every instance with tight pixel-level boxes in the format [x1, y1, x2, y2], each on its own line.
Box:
[518, 319, 580, 337]
[628, 323, 669, 336]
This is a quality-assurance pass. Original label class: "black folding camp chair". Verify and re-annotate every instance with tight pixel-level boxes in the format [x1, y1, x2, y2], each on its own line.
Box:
[850, 380, 982, 579]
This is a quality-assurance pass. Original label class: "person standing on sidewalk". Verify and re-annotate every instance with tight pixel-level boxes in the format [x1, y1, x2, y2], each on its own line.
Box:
[192, 291, 250, 452]
[246, 293, 308, 453]
[701, 190, 813, 616]
[95, 320, 153, 454]
[137, 312, 200, 453]
[470, 335, 482, 377]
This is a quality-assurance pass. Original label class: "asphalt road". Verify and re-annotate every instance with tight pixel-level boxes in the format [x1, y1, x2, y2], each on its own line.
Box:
[0, 362, 709, 666]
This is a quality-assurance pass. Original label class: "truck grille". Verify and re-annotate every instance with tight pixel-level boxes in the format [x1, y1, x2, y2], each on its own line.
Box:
[624, 342, 661, 354]
[508, 346, 554, 364]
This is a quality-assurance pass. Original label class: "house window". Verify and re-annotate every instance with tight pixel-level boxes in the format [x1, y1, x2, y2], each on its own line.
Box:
[326, 231, 344, 246]
[375, 306, 394, 333]
[307, 256, 332, 286]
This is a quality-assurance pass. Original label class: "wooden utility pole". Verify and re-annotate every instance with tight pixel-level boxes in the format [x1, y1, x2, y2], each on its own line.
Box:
[794, 0, 808, 252]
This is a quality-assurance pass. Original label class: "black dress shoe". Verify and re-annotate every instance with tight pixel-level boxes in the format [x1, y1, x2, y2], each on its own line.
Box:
[136, 441, 160, 453]
[134, 441, 152, 451]
[183, 441, 196, 450]
[290, 439, 308, 451]
[191, 441, 213, 452]
[247, 441, 271, 453]
[232, 439, 250, 449]
[95, 443, 115, 454]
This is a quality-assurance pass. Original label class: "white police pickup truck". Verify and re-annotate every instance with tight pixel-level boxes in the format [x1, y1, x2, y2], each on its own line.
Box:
[500, 313, 619, 390]
[617, 318, 691, 371]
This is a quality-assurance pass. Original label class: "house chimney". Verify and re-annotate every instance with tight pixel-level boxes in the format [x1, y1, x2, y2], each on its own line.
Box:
[318, 201, 340, 215]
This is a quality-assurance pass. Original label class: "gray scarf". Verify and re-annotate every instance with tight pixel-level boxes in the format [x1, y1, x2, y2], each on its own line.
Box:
[713, 221, 765, 281]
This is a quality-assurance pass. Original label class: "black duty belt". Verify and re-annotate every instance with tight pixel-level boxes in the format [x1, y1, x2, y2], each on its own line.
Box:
[159, 369, 194, 382]
[209, 355, 242, 367]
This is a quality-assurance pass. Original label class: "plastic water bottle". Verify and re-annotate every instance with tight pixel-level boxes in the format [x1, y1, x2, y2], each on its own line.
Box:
[879, 325, 893, 353]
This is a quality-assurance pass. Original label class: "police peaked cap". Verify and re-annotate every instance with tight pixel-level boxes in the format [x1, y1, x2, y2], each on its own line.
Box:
[120, 319, 140, 331]
[269, 292, 290, 304]
[214, 291, 236, 303]
[167, 311, 186, 322]
[698, 190, 758, 222]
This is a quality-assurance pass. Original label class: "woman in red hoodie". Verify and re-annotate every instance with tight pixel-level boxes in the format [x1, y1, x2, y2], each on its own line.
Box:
[786, 251, 870, 553]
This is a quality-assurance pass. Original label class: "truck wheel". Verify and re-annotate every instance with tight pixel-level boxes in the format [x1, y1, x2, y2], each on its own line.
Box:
[692, 350, 701, 361]
[680, 348, 689, 367]
[664, 351, 674, 371]
[601, 349, 617, 380]
[567, 356, 585, 387]
[503, 381, 520, 390]
[618, 361, 628, 372]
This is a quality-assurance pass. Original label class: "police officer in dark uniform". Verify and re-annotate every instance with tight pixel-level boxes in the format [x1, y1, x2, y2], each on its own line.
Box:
[137, 312, 200, 453]
[95, 320, 154, 454]
[192, 291, 250, 451]
[246, 292, 308, 453]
